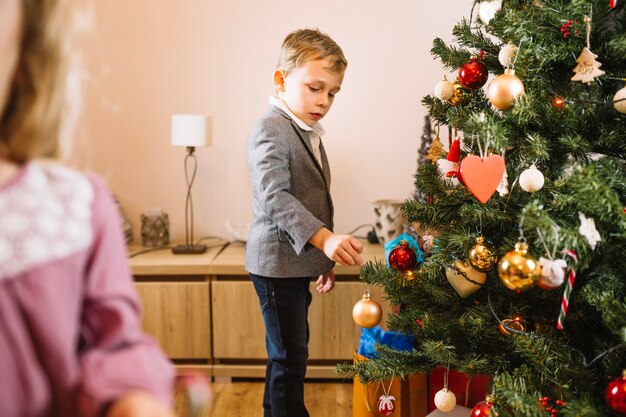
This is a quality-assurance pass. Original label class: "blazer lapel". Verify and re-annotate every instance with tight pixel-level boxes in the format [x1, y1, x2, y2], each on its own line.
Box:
[290, 120, 327, 181]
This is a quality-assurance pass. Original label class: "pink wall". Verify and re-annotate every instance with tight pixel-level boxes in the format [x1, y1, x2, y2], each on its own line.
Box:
[79, 0, 473, 243]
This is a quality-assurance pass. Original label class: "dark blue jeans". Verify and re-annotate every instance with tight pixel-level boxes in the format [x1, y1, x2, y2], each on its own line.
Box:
[250, 274, 312, 417]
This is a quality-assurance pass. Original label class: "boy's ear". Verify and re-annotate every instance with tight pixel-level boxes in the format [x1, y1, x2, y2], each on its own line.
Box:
[273, 70, 286, 93]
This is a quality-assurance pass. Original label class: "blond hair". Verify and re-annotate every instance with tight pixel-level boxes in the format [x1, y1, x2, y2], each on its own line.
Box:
[0, 0, 82, 164]
[277, 28, 347, 75]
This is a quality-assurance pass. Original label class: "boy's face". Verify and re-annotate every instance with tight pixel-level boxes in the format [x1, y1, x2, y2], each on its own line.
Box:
[275, 59, 344, 127]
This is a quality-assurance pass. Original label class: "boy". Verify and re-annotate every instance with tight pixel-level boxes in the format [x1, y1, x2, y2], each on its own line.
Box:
[246, 28, 365, 417]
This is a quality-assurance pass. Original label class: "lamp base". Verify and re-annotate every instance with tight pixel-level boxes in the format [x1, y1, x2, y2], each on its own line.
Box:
[171, 244, 207, 254]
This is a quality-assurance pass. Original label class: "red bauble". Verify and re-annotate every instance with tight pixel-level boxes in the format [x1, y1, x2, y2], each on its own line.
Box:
[471, 400, 493, 416]
[388, 241, 417, 273]
[606, 372, 626, 416]
[459, 59, 489, 90]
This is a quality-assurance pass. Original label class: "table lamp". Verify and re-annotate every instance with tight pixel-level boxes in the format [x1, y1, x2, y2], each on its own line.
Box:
[171, 114, 211, 254]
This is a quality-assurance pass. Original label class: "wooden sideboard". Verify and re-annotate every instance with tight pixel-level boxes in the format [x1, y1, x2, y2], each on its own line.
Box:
[128, 240, 389, 379]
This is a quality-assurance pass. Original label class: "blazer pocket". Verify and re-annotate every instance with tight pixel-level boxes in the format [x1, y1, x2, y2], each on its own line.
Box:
[277, 229, 295, 244]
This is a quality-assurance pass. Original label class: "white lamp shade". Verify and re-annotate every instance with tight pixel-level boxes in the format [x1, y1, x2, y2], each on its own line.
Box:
[171, 114, 212, 147]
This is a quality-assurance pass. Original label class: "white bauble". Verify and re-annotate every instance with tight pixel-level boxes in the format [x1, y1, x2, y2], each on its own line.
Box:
[519, 164, 545, 192]
[613, 86, 626, 114]
[435, 77, 455, 101]
[478, 0, 502, 25]
[498, 43, 518, 68]
[434, 387, 457, 412]
[538, 258, 567, 290]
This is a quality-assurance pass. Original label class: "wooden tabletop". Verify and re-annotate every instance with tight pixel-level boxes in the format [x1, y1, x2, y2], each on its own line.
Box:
[127, 243, 223, 276]
[128, 239, 386, 277]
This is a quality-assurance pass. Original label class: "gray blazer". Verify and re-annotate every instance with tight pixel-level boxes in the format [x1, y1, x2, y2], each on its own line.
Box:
[245, 105, 335, 278]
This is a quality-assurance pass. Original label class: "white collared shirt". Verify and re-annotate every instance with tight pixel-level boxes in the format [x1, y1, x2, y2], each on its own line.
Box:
[269, 96, 325, 166]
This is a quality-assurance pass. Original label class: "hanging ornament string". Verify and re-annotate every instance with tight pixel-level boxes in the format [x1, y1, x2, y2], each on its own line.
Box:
[536, 228, 559, 260]
[511, 38, 524, 70]
[585, 14, 591, 50]
[379, 378, 395, 402]
[486, 287, 625, 367]
[556, 249, 578, 331]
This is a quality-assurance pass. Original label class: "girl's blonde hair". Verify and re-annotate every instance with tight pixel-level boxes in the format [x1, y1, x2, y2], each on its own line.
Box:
[277, 28, 347, 75]
[0, 0, 81, 164]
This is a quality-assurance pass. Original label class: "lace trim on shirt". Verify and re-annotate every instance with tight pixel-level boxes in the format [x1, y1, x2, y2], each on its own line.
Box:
[0, 162, 94, 280]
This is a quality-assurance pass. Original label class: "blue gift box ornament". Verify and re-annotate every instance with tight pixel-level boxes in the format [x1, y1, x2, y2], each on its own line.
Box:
[357, 326, 414, 359]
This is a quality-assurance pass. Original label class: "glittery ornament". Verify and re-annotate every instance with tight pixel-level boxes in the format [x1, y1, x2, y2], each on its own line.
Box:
[447, 77, 471, 106]
[434, 75, 455, 101]
[434, 387, 457, 412]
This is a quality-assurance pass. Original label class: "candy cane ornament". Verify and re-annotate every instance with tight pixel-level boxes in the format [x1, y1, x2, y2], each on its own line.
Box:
[610, 0, 617, 8]
[557, 250, 578, 331]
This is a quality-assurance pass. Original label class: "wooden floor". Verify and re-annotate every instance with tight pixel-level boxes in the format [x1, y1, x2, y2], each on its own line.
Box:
[175, 380, 353, 417]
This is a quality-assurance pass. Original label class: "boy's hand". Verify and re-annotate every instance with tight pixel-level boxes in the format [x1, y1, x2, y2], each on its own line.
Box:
[316, 270, 336, 293]
[106, 391, 175, 417]
[309, 228, 365, 266]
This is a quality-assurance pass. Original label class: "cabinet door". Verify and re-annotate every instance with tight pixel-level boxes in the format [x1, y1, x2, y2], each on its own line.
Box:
[212, 280, 266, 359]
[135, 281, 211, 360]
[211, 279, 389, 361]
[309, 282, 388, 360]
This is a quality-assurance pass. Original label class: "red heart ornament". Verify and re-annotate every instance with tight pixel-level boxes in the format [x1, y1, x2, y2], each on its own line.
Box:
[459, 155, 505, 203]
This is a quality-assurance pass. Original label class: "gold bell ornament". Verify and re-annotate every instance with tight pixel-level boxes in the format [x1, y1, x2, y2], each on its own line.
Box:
[488, 68, 525, 110]
[497, 240, 540, 291]
[352, 289, 383, 328]
[468, 236, 498, 272]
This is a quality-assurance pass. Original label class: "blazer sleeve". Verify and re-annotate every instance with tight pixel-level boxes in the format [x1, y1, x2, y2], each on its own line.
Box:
[248, 121, 325, 255]
[76, 175, 175, 417]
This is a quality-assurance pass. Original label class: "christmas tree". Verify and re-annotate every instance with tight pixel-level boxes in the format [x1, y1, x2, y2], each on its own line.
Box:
[341, 1, 626, 416]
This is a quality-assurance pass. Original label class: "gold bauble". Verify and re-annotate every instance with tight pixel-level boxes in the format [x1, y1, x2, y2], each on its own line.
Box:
[497, 241, 540, 291]
[487, 68, 525, 110]
[352, 291, 383, 328]
[468, 236, 498, 272]
[447, 77, 470, 106]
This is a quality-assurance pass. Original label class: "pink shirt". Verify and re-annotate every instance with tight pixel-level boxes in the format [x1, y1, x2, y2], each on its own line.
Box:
[0, 162, 174, 417]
